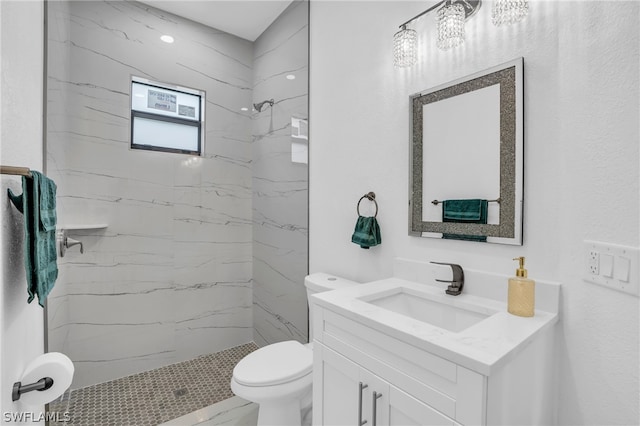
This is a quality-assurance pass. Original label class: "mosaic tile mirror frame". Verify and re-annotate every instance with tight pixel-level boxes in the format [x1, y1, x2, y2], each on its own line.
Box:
[409, 58, 524, 245]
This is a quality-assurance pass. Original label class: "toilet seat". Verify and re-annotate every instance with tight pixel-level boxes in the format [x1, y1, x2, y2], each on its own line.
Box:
[233, 341, 312, 387]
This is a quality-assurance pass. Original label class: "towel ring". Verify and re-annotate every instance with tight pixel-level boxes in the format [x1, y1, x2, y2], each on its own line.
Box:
[357, 192, 378, 218]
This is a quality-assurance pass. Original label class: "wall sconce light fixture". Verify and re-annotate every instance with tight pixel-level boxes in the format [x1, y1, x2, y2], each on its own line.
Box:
[393, 0, 529, 68]
[492, 0, 529, 26]
[393, 25, 418, 67]
[436, 1, 468, 50]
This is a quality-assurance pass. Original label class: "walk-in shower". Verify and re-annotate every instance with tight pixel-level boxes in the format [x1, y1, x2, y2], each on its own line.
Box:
[45, 0, 308, 423]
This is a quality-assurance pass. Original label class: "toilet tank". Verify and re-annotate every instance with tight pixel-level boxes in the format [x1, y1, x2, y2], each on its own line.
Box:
[305, 273, 360, 342]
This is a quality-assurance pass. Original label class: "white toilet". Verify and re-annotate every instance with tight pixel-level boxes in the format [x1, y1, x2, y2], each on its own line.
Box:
[231, 273, 359, 426]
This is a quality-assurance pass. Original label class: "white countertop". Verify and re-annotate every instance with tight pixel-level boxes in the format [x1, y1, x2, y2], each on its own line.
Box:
[311, 277, 559, 376]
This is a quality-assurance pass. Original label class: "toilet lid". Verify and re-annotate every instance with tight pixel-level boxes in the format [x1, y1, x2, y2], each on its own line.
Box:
[233, 341, 312, 387]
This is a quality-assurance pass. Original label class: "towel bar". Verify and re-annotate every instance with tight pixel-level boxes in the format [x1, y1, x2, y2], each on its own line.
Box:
[431, 197, 501, 206]
[357, 192, 378, 218]
[1, 165, 32, 178]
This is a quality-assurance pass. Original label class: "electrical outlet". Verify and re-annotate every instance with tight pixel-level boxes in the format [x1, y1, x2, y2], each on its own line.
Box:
[587, 250, 600, 275]
[583, 240, 640, 296]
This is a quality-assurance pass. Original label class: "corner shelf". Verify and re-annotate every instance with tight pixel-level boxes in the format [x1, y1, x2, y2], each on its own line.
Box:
[59, 224, 108, 231]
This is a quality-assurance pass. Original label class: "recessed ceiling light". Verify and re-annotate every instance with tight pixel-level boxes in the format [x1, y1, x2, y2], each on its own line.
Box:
[286, 74, 296, 80]
[160, 35, 174, 44]
[241, 107, 249, 111]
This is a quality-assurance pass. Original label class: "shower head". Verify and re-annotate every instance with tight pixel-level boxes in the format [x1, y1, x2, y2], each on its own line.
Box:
[253, 99, 274, 112]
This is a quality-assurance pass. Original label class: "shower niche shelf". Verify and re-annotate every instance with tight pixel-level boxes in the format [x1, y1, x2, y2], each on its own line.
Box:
[59, 224, 108, 231]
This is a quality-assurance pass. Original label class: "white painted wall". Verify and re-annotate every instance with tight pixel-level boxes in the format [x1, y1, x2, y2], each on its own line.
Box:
[0, 1, 45, 424]
[310, 1, 639, 424]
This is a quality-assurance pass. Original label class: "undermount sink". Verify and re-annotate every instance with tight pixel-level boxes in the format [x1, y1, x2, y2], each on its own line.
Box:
[359, 286, 496, 333]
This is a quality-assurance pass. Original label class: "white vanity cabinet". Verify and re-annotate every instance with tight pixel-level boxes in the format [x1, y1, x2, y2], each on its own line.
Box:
[312, 304, 556, 426]
[315, 343, 463, 426]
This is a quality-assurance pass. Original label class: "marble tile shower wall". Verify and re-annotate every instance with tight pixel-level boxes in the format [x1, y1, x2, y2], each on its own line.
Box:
[252, 1, 309, 346]
[46, 1, 254, 388]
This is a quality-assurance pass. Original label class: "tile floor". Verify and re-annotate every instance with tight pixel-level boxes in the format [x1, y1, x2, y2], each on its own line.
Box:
[161, 396, 258, 426]
[48, 343, 258, 426]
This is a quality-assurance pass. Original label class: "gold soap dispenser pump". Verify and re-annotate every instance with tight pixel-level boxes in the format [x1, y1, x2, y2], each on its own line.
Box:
[508, 256, 535, 317]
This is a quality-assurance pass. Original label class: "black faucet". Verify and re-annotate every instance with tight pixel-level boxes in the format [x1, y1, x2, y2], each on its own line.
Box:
[430, 262, 464, 296]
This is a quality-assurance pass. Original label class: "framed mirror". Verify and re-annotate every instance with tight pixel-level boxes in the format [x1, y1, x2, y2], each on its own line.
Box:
[409, 58, 523, 245]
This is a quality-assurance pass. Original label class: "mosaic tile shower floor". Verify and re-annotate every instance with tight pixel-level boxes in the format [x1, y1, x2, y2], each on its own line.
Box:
[48, 343, 258, 426]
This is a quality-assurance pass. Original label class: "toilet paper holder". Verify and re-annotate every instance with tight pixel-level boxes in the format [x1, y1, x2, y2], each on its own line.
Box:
[12, 377, 54, 401]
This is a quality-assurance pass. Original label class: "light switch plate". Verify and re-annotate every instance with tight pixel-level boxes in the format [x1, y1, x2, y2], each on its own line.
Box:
[600, 253, 614, 278]
[583, 241, 639, 296]
[614, 256, 631, 282]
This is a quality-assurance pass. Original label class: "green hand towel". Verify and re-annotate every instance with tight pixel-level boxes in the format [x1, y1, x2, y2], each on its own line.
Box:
[442, 199, 487, 222]
[351, 216, 381, 249]
[442, 199, 488, 243]
[8, 171, 58, 307]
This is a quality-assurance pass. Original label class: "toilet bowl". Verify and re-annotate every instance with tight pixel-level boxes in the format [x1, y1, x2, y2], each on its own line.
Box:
[230, 273, 359, 426]
[231, 340, 313, 426]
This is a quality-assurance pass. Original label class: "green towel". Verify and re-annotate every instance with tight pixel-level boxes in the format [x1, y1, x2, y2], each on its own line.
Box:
[351, 216, 381, 249]
[8, 171, 58, 307]
[442, 199, 488, 243]
[442, 199, 487, 221]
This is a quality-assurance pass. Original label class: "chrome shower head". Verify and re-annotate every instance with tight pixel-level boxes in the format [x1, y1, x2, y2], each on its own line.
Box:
[253, 99, 274, 112]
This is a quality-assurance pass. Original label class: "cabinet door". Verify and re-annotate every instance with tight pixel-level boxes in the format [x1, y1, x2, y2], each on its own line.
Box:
[315, 344, 457, 426]
[314, 344, 361, 426]
[360, 368, 390, 426]
[388, 385, 456, 426]
[314, 344, 391, 426]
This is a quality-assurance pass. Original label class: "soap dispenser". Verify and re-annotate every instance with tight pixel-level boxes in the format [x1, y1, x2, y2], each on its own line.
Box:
[508, 256, 535, 317]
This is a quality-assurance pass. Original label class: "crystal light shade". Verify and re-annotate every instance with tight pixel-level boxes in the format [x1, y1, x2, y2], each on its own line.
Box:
[437, 2, 466, 50]
[492, 0, 529, 26]
[393, 26, 418, 68]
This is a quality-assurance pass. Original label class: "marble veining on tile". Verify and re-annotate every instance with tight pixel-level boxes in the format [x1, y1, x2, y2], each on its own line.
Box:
[47, 0, 254, 388]
[251, 0, 309, 348]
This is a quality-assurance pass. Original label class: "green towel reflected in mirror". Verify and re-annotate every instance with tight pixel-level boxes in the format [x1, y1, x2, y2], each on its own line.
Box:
[442, 199, 488, 243]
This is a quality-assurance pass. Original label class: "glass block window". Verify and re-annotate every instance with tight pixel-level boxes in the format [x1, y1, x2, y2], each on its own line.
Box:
[130, 77, 205, 155]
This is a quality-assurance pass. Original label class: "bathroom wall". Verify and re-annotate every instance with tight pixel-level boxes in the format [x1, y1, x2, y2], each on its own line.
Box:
[47, 1, 254, 388]
[310, 1, 638, 425]
[0, 0, 46, 422]
[252, 1, 309, 347]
